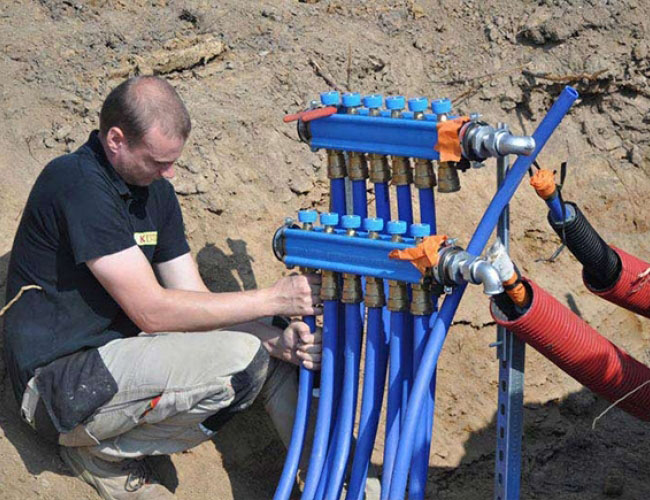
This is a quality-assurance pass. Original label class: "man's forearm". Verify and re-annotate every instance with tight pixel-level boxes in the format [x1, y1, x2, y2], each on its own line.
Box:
[137, 287, 279, 333]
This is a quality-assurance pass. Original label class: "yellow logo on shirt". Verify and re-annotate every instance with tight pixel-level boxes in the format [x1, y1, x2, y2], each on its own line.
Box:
[134, 231, 158, 246]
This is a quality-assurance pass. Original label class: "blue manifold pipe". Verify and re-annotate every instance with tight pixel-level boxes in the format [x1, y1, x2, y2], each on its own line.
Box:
[301, 301, 339, 500]
[324, 302, 363, 499]
[308, 114, 441, 160]
[273, 315, 316, 500]
[396, 185, 414, 228]
[387, 86, 579, 499]
[331, 178, 347, 228]
[346, 306, 389, 500]
[418, 188, 436, 229]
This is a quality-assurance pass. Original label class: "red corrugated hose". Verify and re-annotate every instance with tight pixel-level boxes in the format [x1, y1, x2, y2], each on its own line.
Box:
[491, 278, 650, 420]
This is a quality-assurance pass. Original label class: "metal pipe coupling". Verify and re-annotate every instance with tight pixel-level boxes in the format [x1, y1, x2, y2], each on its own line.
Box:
[460, 120, 535, 162]
[432, 245, 504, 296]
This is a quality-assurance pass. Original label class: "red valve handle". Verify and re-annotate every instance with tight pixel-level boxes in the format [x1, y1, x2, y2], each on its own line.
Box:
[283, 106, 337, 123]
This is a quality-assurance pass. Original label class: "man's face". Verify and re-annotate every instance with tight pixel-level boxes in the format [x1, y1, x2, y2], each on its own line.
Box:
[110, 125, 185, 186]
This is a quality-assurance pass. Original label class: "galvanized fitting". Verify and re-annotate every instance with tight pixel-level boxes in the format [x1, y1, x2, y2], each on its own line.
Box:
[410, 281, 434, 315]
[342, 273, 363, 304]
[460, 121, 535, 162]
[391, 156, 413, 186]
[388, 280, 409, 312]
[432, 245, 504, 296]
[347, 151, 369, 181]
[437, 161, 461, 193]
[321, 270, 340, 301]
[368, 154, 392, 183]
[365, 276, 386, 308]
[413, 158, 436, 189]
[327, 149, 347, 179]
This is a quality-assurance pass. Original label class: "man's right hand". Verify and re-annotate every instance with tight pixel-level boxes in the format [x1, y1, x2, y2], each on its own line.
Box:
[269, 273, 322, 317]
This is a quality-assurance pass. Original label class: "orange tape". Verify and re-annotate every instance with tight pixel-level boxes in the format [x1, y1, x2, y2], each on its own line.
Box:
[504, 272, 530, 308]
[434, 116, 469, 162]
[389, 235, 448, 275]
[530, 169, 556, 200]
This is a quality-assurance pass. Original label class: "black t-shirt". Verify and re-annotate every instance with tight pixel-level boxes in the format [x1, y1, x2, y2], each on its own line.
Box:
[3, 131, 190, 402]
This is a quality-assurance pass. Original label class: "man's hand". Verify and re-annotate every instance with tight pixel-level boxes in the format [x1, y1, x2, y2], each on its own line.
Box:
[269, 273, 322, 317]
[264, 320, 323, 370]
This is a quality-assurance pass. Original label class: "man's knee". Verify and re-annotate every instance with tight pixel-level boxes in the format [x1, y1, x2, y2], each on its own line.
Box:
[200, 342, 271, 433]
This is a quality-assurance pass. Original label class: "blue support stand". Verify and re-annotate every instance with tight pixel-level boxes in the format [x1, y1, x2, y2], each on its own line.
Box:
[494, 146, 526, 500]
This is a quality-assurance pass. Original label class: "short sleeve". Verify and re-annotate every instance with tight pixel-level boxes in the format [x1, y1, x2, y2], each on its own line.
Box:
[153, 183, 190, 263]
[59, 180, 136, 264]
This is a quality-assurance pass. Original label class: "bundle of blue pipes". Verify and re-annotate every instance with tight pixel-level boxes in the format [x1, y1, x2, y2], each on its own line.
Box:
[272, 86, 579, 500]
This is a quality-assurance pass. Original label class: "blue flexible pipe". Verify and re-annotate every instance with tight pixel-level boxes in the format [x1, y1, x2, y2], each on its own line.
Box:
[408, 313, 432, 500]
[388, 86, 579, 499]
[380, 310, 406, 499]
[418, 188, 436, 229]
[374, 182, 391, 225]
[324, 303, 363, 500]
[546, 193, 566, 222]
[301, 301, 339, 500]
[352, 180, 368, 220]
[346, 306, 389, 500]
[273, 316, 316, 500]
[396, 185, 414, 227]
[331, 178, 346, 226]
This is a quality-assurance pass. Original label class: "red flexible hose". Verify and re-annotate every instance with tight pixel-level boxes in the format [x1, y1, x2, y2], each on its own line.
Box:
[585, 247, 650, 319]
[491, 278, 650, 421]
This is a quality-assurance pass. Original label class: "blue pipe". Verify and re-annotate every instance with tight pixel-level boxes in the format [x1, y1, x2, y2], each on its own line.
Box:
[408, 313, 433, 500]
[546, 192, 567, 222]
[273, 316, 316, 500]
[352, 180, 368, 220]
[418, 188, 436, 229]
[381, 310, 406, 499]
[388, 86, 579, 499]
[324, 303, 363, 500]
[346, 306, 389, 500]
[331, 178, 346, 226]
[396, 185, 414, 227]
[374, 182, 391, 225]
[301, 302, 339, 500]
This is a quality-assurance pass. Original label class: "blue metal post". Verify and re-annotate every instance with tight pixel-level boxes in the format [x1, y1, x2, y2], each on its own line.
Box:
[494, 133, 526, 500]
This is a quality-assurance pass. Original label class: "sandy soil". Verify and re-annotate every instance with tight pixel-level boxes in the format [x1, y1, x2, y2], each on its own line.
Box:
[0, 1, 649, 498]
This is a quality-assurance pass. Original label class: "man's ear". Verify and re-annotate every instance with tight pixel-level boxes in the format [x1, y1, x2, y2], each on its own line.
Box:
[105, 127, 127, 154]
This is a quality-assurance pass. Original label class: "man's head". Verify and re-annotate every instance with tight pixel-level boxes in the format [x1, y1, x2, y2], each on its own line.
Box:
[99, 76, 191, 186]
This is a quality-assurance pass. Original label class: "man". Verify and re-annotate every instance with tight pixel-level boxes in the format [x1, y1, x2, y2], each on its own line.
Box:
[3, 75, 322, 499]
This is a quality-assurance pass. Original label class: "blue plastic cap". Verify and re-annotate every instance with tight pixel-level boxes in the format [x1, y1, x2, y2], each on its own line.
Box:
[363, 94, 383, 109]
[298, 210, 318, 224]
[385, 95, 405, 110]
[386, 220, 407, 235]
[379, 110, 392, 118]
[320, 212, 339, 226]
[408, 97, 429, 112]
[424, 113, 438, 122]
[320, 91, 340, 106]
[357, 108, 369, 116]
[401, 111, 414, 120]
[341, 214, 361, 229]
[410, 223, 431, 238]
[363, 217, 384, 232]
[342, 92, 361, 108]
[431, 98, 452, 115]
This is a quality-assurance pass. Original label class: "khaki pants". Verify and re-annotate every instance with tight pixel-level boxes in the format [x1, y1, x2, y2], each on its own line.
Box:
[23, 329, 298, 462]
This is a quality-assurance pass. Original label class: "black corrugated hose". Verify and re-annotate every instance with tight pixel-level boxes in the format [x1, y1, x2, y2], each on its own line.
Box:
[548, 201, 621, 290]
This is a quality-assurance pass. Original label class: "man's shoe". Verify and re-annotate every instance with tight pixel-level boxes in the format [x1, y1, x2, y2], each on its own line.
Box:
[60, 446, 175, 499]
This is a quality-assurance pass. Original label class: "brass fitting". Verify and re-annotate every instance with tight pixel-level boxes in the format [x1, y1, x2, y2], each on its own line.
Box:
[347, 152, 368, 181]
[364, 276, 386, 308]
[320, 270, 340, 301]
[327, 149, 347, 179]
[437, 161, 461, 193]
[391, 156, 413, 186]
[410, 280, 434, 316]
[342, 273, 363, 304]
[388, 280, 409, 312]
[368, 154, 391, 183]
[413, 158, 436, 189]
